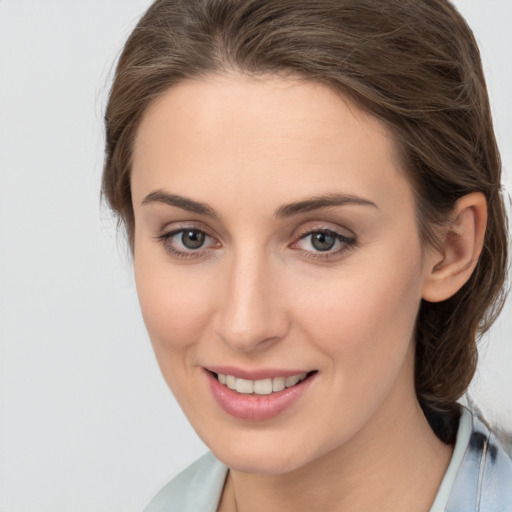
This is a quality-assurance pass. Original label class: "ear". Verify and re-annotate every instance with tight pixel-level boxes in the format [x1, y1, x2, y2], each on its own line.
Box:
[422, 192, 487, 303]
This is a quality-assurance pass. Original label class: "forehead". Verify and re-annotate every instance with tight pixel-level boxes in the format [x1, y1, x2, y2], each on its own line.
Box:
[131, 74, 413, 216]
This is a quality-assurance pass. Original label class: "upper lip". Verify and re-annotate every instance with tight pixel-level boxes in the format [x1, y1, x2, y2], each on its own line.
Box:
[205, 366, 314, 380]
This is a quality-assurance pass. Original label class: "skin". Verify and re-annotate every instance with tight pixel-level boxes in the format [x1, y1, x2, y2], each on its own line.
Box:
[130, 75, 485, 511]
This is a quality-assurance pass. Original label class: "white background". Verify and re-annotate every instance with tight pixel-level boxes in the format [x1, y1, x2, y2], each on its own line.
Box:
[0, 1, 510, 511]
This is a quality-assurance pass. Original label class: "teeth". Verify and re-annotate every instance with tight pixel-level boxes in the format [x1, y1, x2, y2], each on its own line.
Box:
[285, 375, 301, 387]
[236, 378, 254, 394]
[272, 377, 286, 392]
[217, 372, 308, 395]
[253, 378, 273, 395]
[226, 375, 236, 390]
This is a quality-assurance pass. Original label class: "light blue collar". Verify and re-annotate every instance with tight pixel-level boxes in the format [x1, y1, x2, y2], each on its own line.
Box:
[446, 410, 512, 511]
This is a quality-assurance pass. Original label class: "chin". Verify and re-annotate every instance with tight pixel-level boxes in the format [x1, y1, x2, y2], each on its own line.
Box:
[202, 429, 324, 475]
[218, 449, 308, 475]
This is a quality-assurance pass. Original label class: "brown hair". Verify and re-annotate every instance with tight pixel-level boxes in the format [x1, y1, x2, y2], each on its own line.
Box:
[102, 0, 508, 441]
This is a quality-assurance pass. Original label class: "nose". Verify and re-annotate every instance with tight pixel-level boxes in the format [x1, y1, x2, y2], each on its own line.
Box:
[214, 250, 289, 353]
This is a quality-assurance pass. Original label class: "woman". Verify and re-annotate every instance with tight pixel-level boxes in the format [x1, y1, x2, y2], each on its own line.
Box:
[102, 0, 511, 510]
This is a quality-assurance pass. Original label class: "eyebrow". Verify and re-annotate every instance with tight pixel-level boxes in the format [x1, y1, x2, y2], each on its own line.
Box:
[274, 193, 378, 218]
[142, 190, 219, 218]
[141, 190, 378, 218]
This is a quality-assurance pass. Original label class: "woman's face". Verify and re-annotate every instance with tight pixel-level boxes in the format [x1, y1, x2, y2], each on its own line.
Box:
[131, 75, 437, 474]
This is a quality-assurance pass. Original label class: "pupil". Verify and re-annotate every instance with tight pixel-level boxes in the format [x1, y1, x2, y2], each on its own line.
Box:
[182, 230, 205, 249]
[312, 232, 335, 251]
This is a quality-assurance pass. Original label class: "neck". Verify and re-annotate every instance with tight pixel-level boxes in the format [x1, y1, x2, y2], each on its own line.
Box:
[218, 368, 452, 512]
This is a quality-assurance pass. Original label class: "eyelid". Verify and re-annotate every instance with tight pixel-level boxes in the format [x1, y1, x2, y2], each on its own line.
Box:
[158, 219, 213, 234]
[293, 222, 356, 242]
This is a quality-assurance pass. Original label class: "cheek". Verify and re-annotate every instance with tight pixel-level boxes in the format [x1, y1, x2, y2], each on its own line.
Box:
[297, 242, 424, 376]
[133, 252, 219, 408]
[133, 251, 215, 353]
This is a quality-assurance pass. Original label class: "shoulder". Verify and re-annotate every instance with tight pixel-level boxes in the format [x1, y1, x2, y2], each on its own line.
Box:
[143, 452, 228, 512]
[447, 408, 512, 511]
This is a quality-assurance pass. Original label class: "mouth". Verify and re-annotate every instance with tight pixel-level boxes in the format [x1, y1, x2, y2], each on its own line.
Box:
[214, 371, 314, 395]
[205, 368, 317, 421]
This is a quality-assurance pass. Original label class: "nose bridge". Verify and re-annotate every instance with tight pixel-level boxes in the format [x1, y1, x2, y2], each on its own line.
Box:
[215, 243, 286, 351]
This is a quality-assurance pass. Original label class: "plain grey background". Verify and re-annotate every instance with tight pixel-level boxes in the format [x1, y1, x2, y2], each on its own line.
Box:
[0, 1, 510, 511]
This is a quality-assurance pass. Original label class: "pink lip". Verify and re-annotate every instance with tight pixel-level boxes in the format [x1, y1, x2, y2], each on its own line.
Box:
[205, 368, 316, 421]
[206, 366, 311, 380]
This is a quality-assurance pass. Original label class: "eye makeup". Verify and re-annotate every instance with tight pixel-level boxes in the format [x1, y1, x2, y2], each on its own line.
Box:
[155, 221, 357, 263]
[155, 226, 220, 260]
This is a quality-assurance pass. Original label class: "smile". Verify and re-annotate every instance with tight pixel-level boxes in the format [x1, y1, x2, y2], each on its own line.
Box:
[206, 369, 317, 421]
[217, 373, 308, 395]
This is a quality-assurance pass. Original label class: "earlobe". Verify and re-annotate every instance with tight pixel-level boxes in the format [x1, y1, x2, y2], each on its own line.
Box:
[422, 192, 487, 303]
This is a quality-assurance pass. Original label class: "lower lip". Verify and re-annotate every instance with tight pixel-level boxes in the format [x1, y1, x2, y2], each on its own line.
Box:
[206, 370, 316, 421]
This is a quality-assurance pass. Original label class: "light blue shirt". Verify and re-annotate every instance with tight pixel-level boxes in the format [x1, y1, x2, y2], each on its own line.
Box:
[144, 408, 512, 511]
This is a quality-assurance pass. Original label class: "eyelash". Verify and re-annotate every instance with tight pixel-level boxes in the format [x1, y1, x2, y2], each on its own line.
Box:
[156, 228, 218, 260]
[155, 226, 357, 261]
[291, 228, 357, 261]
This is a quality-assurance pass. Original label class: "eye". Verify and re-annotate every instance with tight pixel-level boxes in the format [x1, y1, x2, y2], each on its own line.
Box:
[309, 231, 338, 251]
[292, 228, 356, 259]
[157, 228, 220, 259]
[179, 229, 206, 249]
